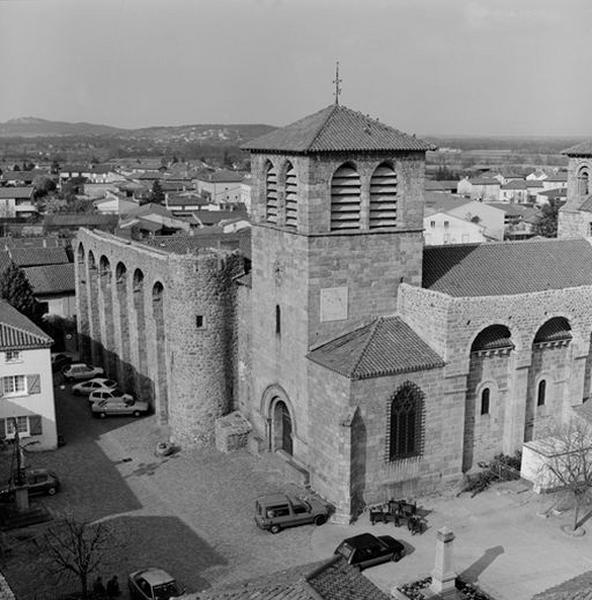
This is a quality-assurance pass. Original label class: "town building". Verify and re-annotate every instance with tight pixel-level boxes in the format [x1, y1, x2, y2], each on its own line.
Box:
[0, 301, 57, 450]
[0, 187, 37, 220]
[75, 103, 592, 521]
[194, 169, 245, 204]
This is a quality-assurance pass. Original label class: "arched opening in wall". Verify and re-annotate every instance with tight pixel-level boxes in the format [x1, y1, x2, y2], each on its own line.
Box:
[99, 255, 115, 376]
[525, 317, 571, 442]
[369, 163, 397, 229]
[152, 281, 168, 423]
[578, 167, 590, 197]
[284, 162, 298, 229]
[87, 250, 101, 366]
[387, 382, 424, 461]
[133, 268, 149, 401]
[76, 243, 90, 360]
[330, 163, 361, 231]
[275, 305, 281, 336]
[115, 262, 132, 389]
[272, 398, 293, 455]
[265, 162, 278, 224]
[464, 324, 513, 472]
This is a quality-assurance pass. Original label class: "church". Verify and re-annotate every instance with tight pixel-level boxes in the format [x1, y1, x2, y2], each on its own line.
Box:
[75, 103, 592, 521]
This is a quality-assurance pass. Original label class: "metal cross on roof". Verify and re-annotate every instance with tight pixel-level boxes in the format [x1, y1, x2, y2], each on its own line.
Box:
[333, 61, 342, 105]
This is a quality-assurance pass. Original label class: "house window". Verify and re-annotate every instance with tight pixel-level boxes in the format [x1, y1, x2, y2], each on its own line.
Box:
[537, 380, 546, 406]
[430, 221, 436, 228]
[480, 388, 490, 415]
[6, 416, 29, 438]
[388, 383, 424, 461]
[2, 375, 26, 397]
[444, 221, 450, 229]
[196, 315, 204, 329]
[5, 351, 22, 363]
[275, 305, 281, 336]
[588, 222, 592, 237]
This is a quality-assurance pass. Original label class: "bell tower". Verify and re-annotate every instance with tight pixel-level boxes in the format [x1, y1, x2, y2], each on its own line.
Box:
[242, 104, 433, 464]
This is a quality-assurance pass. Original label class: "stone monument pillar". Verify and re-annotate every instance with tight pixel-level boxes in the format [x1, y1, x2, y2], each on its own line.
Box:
[430, 526, 457, 595]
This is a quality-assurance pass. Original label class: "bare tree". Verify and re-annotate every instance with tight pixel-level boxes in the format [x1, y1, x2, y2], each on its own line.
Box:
[36, 515, 119, 598]
[539, 418, 592, 532]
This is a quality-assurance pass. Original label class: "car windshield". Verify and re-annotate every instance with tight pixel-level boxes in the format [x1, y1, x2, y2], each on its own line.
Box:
[153, 581, 181, 600]
[336, 543, 353, 559]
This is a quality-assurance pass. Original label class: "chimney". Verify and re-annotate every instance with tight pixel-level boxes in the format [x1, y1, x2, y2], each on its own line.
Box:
[430, 526, 457, 595]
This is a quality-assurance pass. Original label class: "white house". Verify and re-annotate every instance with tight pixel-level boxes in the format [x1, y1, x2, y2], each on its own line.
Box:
[423, 211, 486, 245]
[0, 301, 57, 450]
[193, 169, 245, 204]
[447, 200, 506, 241]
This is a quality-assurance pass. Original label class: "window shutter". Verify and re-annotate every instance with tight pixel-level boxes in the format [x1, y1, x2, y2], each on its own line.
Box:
[0, 419, 5, 439]
[29, 416, 42, 436]
[27, 374, 41, 395]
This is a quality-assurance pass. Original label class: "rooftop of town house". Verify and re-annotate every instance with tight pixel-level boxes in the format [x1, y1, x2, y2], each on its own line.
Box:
[422, 238, 592, 297]
[545, 172, 568, 182]
[487, 203, 538, 218]
[562, 140, 592, 156]
[307, 316, 444, 380]
[538, 188, 567, 197]
[0, 299, 53, 350]
[43, 213, 119, 228]
[424, 180, 460, 191]
[23, 263, 75, 295]
[191, 556, 390, 600]
[424, 192, 471, 215]
[194, 168, 246, 183]
[0, 186, 34, 199]
[468, 178, 500, 186]
[9, 245, 70, 267]
[242, 104, 434, 154]
[0, 236, 67, 249]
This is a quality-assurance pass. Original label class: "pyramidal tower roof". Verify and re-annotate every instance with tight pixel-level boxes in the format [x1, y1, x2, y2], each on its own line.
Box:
[242, 104, 434, 154]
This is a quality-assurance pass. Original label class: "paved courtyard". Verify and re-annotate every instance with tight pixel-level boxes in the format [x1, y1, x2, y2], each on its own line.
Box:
[2, 382, 592, 600]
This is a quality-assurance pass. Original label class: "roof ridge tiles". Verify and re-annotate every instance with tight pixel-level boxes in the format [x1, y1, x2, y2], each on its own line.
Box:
[349, 317, 382, 377]
[306, 104, 339, 152]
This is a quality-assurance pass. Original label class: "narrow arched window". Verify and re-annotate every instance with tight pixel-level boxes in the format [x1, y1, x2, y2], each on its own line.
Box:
[330, 164, 361, 231]
[285, 163, 297, 229]
[480, 388, 490, 415]
[265, 163, 278, 223]
[275, 305, 281, 336]
[388, 384, 424, 461]
[578, 168, 589, 197]
[369, 163, 397, 229]
[537, 380, 546, 406]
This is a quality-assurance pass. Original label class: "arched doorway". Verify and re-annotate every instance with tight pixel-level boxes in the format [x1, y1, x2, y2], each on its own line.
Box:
[272, 399, 293, 455]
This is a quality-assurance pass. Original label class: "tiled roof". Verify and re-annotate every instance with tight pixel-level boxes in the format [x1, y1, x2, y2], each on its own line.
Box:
[9, 246, 70, 267]
[192, 557, 390, 600]
[307, 316, 444, 380]
[0, 300, 52, 350]
[531, 570, 592, 600]
[562, 140, 592, 156]
[194, 209, 248, 226]
[470, 178, 500, 186]
[144, 228, 251, 259]
[423, 239, 592, 297]
[195, 169, 245, 183]
[501, 180, 528, 190]
[23, 263, 75, 295]
[546, 173, 568, 182]
[242, 104, 433, 153]
[539, 188, 567, 197]
[44, 214, 119, 228]
[0, 187, 33, 199]
[578, 195, 592, 213]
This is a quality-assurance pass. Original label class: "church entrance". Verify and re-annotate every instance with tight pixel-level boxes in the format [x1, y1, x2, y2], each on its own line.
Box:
[272, 399, 293, 455]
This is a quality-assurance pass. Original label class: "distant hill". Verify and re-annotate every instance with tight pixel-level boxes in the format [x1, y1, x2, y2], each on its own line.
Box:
[0, 117, 276, 143]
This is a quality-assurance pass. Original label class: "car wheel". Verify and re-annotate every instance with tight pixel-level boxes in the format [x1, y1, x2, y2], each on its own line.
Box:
[47, 487, 57, 496]
[132, 410, 141, 417]
[393, 551, 403, 562]
[270, 525, 281, 534]
[99, 412, 107, 419]
[314, 515, 327, 526]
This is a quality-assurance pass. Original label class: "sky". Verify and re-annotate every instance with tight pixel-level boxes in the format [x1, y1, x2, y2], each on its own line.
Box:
[0, 0, 591, 136]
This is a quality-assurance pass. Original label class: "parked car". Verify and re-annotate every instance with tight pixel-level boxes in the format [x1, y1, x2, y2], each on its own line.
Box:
[89, 389, 133, 406]
[128, 568, 185, 600]
[334, 533, 404, 570]
[254, 493, 330, 534]
[0, 468, 60, 500]
[63, 363, 104, 381]
[72, 378, 118, 396]
[51, 352, 74, 372]
[90, 395, 150, 418]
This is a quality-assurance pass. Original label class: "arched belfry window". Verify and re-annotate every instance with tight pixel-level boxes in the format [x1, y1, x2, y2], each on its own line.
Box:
[537, 380, 546, 406]
[369, 163, 398, 229]
[480, 388, 490, 415]
[265, 163, 278, 224]
[578, 167, 590, 197]
[330, 164, 361, 231]
[388, 383, 424, 461]
[285, 163, 297, 229]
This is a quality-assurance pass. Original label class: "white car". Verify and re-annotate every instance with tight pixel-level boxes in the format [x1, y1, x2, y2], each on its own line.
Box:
[72, 378, 119, 396]
[90, 395, 150, 418]
[63, 363, 104, 381]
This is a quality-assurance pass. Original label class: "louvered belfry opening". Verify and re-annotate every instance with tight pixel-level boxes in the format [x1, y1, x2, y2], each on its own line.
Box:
[369, 163, 398, 229]
[265, 163, 278, 224]
[330, 164, 361, 231]
[285, 163, 297, 228]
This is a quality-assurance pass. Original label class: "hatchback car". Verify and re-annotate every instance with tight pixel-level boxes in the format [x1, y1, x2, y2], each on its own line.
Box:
[128, 568, 185, 600]
[0, 468, 60, 499]
[51, 352, 74, 372]
[72, 378, 118, 396]
[334, 533, 404, 570]
[91, 396, 150, 418]
[254, 493, 330, 534]
[63, 363, 104, 381]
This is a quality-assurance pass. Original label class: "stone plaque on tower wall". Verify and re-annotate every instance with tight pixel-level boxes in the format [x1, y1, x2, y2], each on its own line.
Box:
[320, 287, 348, 322]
